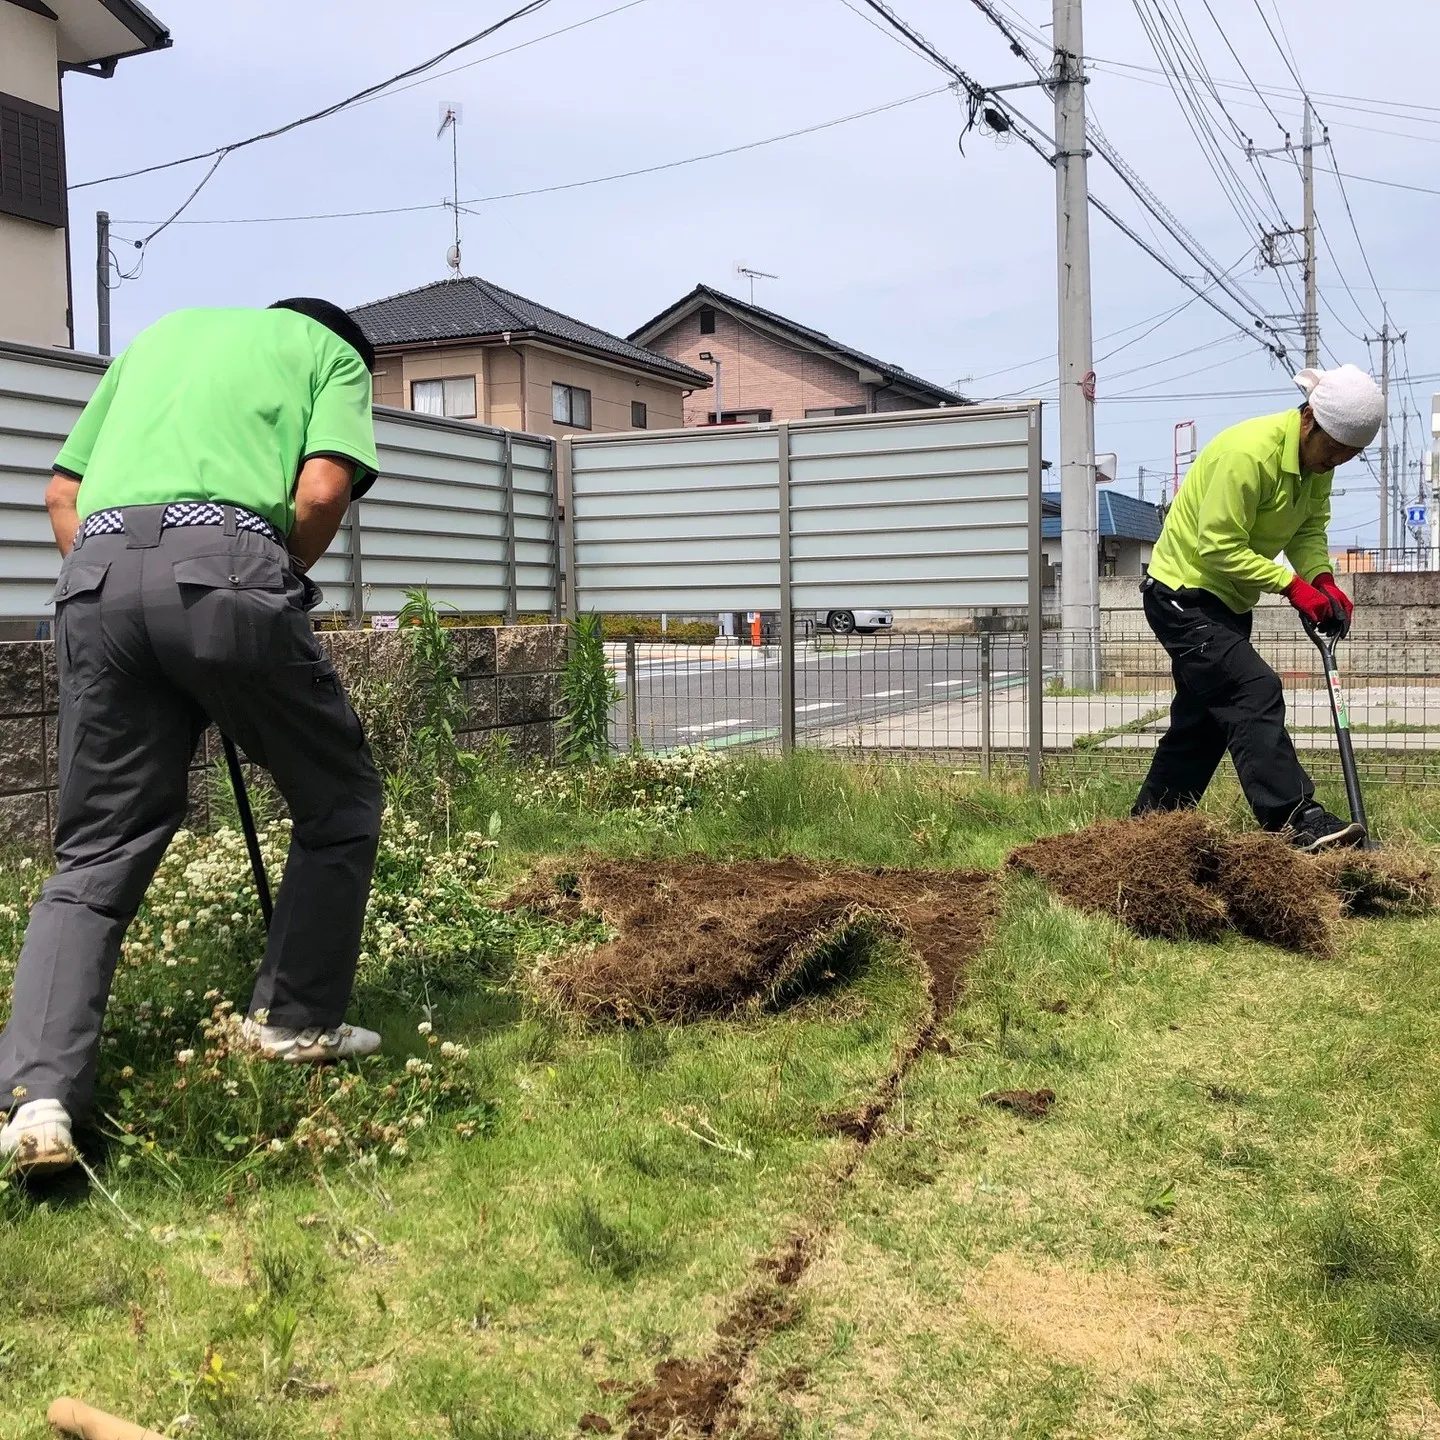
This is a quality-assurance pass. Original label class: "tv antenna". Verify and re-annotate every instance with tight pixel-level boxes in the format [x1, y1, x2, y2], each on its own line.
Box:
[735, 263, 778, 304]
[438, 102, 463, 275]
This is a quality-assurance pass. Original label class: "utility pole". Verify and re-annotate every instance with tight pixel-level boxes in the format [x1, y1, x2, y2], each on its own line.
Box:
[1053, 0, 1099, 685]
[1401, 405, 1409, 559]
[1255, 101, 1319, 365]
[1378, 322, 1390, 558]
[96, 211, 111, 358]
[1302, 102, 1317, 367]
[1137, 465, 1146, 504]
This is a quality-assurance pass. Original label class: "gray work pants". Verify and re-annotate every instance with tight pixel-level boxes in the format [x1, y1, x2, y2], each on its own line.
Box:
[0, 506, 382, 1119]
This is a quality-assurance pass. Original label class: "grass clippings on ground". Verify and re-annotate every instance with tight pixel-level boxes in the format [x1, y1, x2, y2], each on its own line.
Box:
[1009, 811, 1436, 956]
[519, 859, 997, 1024]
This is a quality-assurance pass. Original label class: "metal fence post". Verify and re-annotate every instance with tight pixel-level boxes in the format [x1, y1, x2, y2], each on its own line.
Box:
[625, 638, 638, 750]
[502, 432, 518, 624]
[559, 435, 576, 623]
[777, 422, 795, 755]
[346, 499, 363, 629]
[980, 630, 992, 779]
[1027, 403, 1044, 789]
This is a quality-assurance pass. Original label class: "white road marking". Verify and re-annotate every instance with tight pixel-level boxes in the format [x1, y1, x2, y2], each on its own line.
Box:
[864, 689, 910, 698]
[676, 719, 745, 734]
[795, 702, 841, 713]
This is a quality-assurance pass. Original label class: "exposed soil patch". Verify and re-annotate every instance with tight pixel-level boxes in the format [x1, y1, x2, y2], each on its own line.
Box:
[1009, 814, 1435, 956]
[512, 859, 999, 1436]
[982, 1087, 1057, 1120]
[518, 859, 996, 1024]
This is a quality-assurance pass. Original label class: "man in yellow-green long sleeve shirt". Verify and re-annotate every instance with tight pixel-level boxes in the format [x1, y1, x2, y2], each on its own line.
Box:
[1133, 363, 1384, 851]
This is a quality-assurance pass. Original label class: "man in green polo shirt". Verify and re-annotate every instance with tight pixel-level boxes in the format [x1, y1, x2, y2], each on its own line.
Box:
[1133, 362, 1384, 851]
[0, 299, 385, 1177]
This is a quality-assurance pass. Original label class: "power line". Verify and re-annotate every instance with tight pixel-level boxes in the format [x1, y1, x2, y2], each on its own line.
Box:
[1087, 57, 1440, 127]
[116, 85, 952, 227]
[73, 0, 557, 191]
[952, 0, 1288, 359]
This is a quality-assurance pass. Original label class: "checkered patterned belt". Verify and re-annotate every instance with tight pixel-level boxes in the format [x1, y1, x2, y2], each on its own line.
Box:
[77, 502, 282, 548]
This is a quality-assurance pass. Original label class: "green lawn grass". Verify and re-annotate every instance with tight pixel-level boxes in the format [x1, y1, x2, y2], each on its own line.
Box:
[2, 754, 1439, 1438]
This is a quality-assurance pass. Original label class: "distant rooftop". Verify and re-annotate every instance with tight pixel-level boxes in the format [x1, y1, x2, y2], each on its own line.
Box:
[1042, 490, 1164, 543]
[351, 276, 712, 389]
[629, 284, 966, 407]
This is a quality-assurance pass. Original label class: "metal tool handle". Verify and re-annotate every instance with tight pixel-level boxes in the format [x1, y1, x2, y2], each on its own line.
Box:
[221, 734, 273, 928]
[1301, 616, 1371, 841]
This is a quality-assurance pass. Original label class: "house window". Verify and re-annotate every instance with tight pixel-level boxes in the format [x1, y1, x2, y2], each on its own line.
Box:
[0, 91, 66, 229]
[804, 405, 867, 418]
[631, 401, 648, 429]
[411, 376, 476, 419]
[552, 383, 592, 429]
[699, 306, 716, 335]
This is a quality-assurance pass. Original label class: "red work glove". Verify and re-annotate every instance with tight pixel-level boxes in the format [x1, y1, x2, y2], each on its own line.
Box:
[1285, 574, 1349, 637]
[1313, 572, 1354, 631]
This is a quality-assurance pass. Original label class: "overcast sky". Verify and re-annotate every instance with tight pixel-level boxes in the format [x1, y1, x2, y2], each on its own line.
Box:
[63, 0, 1437, 548]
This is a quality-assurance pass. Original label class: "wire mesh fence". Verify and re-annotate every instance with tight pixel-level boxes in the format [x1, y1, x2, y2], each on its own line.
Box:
[606, 620, 1440, 787]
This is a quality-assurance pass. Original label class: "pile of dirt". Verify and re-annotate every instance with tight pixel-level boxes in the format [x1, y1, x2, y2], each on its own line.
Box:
[1009, 813, 1435, 956]
[516, 859, 997, 1024]
[982, 1087, 1057, 1119]
[1215, 830, 1341, 956]
[1006, 811, 1230, 941]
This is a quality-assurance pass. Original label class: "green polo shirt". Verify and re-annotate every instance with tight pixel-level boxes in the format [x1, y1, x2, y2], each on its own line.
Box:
[1147, 408, 1333, 614]
[55, 306, 378, 536]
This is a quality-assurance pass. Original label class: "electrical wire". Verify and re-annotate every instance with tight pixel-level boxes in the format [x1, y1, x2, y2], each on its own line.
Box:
[116, 86, 952, 227]
[949, 0, 1288, 359]
[72, 0, 558, 191]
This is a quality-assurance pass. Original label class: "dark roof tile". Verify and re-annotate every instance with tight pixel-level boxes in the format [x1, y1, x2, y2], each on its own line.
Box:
[350, 276, 711, 387]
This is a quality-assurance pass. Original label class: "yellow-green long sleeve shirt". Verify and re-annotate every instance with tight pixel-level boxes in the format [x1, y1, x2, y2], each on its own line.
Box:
[1146, 407, 1334, 614]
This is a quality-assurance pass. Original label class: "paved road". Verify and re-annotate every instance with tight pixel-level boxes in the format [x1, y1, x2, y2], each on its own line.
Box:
[608, 638, 1045, 751]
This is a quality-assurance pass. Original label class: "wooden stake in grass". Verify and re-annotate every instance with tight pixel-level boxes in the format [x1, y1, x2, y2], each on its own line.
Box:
[48, 1397, 167, 1440]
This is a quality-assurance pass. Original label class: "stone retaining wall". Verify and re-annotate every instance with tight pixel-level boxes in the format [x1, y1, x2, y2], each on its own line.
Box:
[0, 624, 566, 845]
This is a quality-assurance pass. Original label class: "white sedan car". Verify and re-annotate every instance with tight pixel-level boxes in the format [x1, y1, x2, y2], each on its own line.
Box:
[825, 608, 893, 635]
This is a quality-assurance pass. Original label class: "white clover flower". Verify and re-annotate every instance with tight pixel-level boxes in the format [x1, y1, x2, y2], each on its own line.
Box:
[269, 1138, 285, 1153]
[389, 1139, 409, 1158]
[175, 1049, 194, 1067]
[405, 1057, 425, 1075]
[416, 1021, 433, 1036]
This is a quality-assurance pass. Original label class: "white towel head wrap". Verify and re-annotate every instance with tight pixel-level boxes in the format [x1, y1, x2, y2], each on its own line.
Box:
[1292, 363, 1384, 449]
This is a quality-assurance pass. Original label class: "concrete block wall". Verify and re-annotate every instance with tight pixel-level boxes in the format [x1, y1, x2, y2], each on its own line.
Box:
[0, 624, 566, 846]
[1097, 572, 1440, 685]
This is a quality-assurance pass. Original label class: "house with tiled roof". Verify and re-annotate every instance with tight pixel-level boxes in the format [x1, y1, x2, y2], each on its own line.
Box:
[1042, 489, 1164, 580]
[350, 276, 711, 439]
[629, 284, 965, 427]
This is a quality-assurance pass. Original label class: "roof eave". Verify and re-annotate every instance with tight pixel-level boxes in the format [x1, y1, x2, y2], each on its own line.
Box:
[371, 330, 712, 388]
[58, 0, 171, 71]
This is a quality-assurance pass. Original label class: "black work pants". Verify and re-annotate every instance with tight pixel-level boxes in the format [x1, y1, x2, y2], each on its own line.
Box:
[1132, 579, 1314, 830]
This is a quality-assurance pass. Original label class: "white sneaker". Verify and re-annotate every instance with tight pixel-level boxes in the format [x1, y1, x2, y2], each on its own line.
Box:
[241, 1018, 382, 1064]
[0, 1099, 77, 1177]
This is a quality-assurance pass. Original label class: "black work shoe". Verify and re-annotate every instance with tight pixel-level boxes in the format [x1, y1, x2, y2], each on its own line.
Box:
[1288, 804, 1366, 854]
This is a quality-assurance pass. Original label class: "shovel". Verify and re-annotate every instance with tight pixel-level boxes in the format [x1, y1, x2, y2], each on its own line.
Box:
[221, 734, 273, 927]
[1302, 615, 1376, 849]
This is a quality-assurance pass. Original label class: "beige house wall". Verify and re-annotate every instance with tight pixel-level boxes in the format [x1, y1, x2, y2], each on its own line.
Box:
[648, 307, 876, 426]
[0, 5, 68, 349]
[374, 340, 691, 438]
[0, 4, 60, 104]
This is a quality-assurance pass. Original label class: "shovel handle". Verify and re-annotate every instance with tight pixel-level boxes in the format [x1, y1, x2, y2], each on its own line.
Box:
[48, 1398, 168, 1440]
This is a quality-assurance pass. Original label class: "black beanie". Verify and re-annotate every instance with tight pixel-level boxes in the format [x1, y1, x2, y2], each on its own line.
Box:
[269, 297, 376, 373]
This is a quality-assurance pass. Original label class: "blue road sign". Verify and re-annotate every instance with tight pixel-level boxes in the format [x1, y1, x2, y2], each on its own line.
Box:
[1407, 504, 1427, 528]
